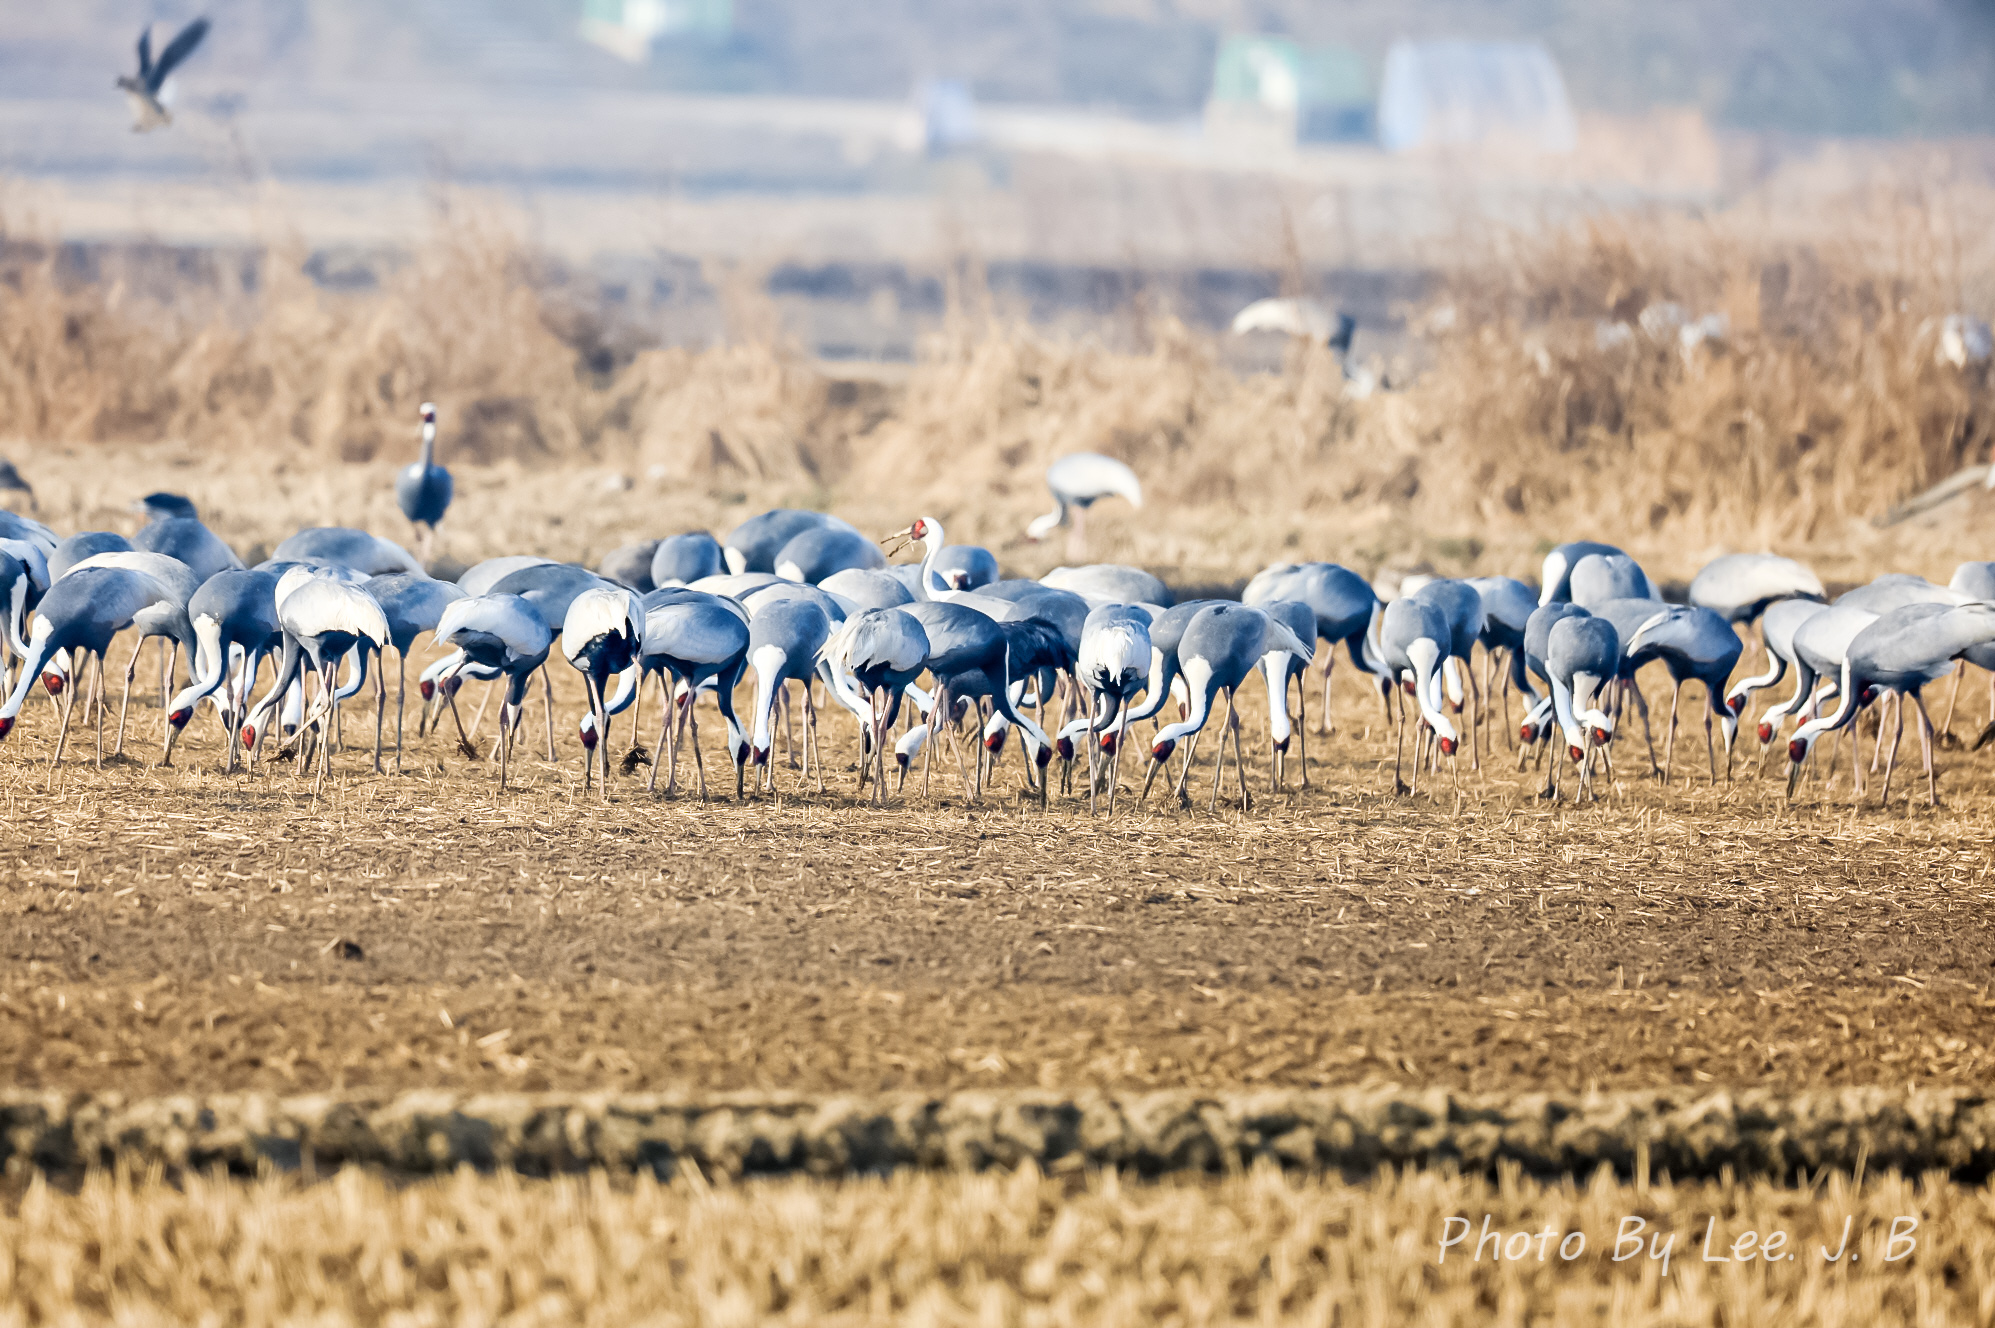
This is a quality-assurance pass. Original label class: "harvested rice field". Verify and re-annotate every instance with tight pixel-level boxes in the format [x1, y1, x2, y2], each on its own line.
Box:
[6, 621, 1995, 1321]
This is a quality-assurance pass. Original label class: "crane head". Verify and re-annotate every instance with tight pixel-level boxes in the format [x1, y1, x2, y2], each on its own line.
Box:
[1100, 731, 1117, 754]
[1055, 734, 1073, 761]
[418, 678, 435, 701]
[1757, 720, 1774, 744]
[579, 718, 598, 751]
[1439, 736, 1457, 757]
[1520, 722, 1538, 744]
[42, 672, 62, 696]
[1271, 735, 1287, 753]
[420, 402, 437, 424]
[751, 744, 770, 766]
[1569, 744, 1584, 762]
[1150, 736, 1177, 763]
[168, 706, 193, 730]
[240, 723, 257, 749]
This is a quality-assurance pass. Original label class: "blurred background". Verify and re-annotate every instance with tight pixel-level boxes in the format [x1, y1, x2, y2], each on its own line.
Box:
[7, 1, 1995, 581]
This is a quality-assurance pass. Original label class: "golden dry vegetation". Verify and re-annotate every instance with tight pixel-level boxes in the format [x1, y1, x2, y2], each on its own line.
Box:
[3, 1160, 1987, 1325]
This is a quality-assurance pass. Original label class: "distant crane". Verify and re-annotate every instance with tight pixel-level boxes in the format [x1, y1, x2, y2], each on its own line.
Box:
[394, 403, 453, 562]
[1026, 454, 1143, 562]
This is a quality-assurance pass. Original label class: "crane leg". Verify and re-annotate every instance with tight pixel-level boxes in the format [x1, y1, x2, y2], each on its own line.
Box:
[542, 668, 557, 763]
[1087, 708, 1099, 816]
[1295, 672, 1311, 789]
[1881, 693, 1904, 805]
[50, 667, 77, 769]
[1391, 694, 1407, 796]
[1703, 687, 1719, 785]
[372, 651, 385, 774]
[1207, 702, 1227, 813]
[1661, 680, 1682, 785]
[1229, 691, 1251, 812]
[498, 700, 511, 792]
[394, 650, 407, 773]
[1914, 691, 1940, 806]
[805, 685, 824, 794]
[648, 682, 671, 795]
[1942, 662, 1963, 739]
[688, 699, 710, 802]
[1318, 658, 1335, 736]
[94, 653, 108, 768]
[1139, 750, 1164, 804]
[466, 680, 494, 740]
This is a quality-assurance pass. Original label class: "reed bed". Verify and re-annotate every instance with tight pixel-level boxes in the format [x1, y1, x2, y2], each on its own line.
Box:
[0, 1161, 1984, 1325]
[8, 191, 1995, 583]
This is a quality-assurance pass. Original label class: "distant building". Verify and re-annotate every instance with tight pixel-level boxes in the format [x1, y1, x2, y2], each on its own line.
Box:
[580, 0, 731, 63]
[1376, 40, 1576, 153]
[1206, 35, 1373, 148]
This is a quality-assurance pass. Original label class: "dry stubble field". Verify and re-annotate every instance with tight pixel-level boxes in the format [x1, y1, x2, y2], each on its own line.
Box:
[7, 616, 1995, 1322]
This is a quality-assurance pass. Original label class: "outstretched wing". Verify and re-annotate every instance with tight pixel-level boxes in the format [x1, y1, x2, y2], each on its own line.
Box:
[149, 17, 209, 92]
[136, 26, 153, 78]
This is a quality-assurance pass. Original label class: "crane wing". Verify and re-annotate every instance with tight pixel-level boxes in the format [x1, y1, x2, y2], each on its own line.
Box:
[136, 27, 154, 78]
[149, 17, 210, 92]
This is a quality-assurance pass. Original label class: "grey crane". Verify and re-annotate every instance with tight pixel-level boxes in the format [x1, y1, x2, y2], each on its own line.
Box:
[270, 528, 423, 578]
[1377, 596, 1461, 795]
[597, 541, 660, 593]
[1410, 579, 1486, 768]
[1788, 602, 1995, 805]
[1040, 563, 1172, 608]
[821, 607, 930, 803]
[1027, 453, 1143, 562]
[364, 573, 466, 770]
[1689, 553, 1824, 624]
[1139, 603, 1305, 810]
[1726, 597, 1828, 760]
[49, 532, 133, 580]
[930, 544, 1000, 591]
[725, 510, 862, 575]
[1540, 541, 1656, 605]
[1569, 553, 1654, 608]
[59, 551, 199, 756]
[563, 586, 645, 798]
[1253, 598, 1317, 790]
[1543, 614, 1621, 801]
[394, 403, 452, 562]
[818, 568, 915, 611]
[459, 556, 556, 596]
[116, 17, 209, 131]
[895, 600, 1055, 801]
[625, 590, 752, 799]
[432, 595, 554, 792]
[651, 532, 726, 587]
[0, 567, 177, 766]
[775, 526, 887, 583]
[163, 569, 282, 771]
[1244, 561, 1385, 737]
[1625, 605, 1744, 783]
[1517, 601, 1590, 760]
[1465, 575, 1540, 744]
[132, 495, 242, 583]
[745, 597, 833, 792]
[1943, 561, 1995, 742]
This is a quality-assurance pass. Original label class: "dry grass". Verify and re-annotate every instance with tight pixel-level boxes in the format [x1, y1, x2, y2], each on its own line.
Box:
[10, 189, 1995, 583]
[2, 1161, 1988, 1325]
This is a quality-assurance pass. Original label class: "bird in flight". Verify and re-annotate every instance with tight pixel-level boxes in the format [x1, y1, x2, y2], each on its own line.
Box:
[116, 17, 210, 132]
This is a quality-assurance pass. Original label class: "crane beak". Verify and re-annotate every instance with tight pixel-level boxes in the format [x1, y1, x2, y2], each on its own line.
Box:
[880, 528, 915, 556]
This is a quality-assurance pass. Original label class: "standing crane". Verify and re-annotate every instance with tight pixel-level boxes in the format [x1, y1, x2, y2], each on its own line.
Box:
[394, 403, 453, 563]
[163, 569, 281, 772]
[1026, 453, 1143, 562]
[242, 578, 390, 783]
[563, 586, 645, 799]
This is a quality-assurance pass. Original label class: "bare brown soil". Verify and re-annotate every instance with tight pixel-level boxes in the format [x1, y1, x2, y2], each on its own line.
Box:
[6, 651, 1995, 1106]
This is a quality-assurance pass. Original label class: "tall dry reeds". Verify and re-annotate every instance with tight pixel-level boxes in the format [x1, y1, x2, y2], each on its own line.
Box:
[5, 191, 1995, 581]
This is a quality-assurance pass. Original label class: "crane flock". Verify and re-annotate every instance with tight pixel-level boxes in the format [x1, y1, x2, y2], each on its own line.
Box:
[6, 404, 1995, 813]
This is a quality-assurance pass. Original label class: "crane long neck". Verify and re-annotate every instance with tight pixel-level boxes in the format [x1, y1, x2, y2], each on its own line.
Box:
[1, 622, 55, 721]
[916, 529, 950, 601]
[420, 421, 437, 469]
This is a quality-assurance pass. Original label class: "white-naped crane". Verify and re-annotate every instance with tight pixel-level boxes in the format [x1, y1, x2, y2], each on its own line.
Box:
[1026, 453, 1143, 562]
[433, 594, 554, 792]
[116, 16, 209, 131]
[270, 527, 424, 577]
[1542, 614, 1621, 801]
[1064, 603, 1153, 812]
[1624, 605, 1744, 783]
[132, 493, 242, 583]
[745, 597, 832, 793]
[163, 569, 281, 772]
[242, 576, 389, 781]
[1253, 598, 1317, 790]
[485, 561, 623, 757]
[1689, 553, 1825, 623]
[1465, 575, 1539, 745]
[819, 567, 915, 611]
[1539, 541, 1656, 606]
[1244, 561, 1385, 736]
[1377, 595, 1461, 795]
[0, 509, 56, 556]
[1230, 297, 1356, 352]
[725, 510, 863, 576]
[775, 525, 887, 583]
[563, 585, 645, 798]
[1788, 602, 1995, 806]
[1139, 603, 1307, 811]
[1943, 561, 1995, 742]
[49, 532, 133, 580]
[821, 607, 931, 804]
[1517, 601, 1591, 765]
[1727, 597, 1828, 761]
[892, 600, 1055, 801]
[651, 532, 726, 587]
[364, 572, 465, 770]
[598, 541, 660, 593]
[618, 589, 751, 799]
[0, 549, 34, 696]
[0, 566, 178, 766]
[1040, 563, 1171, 608]
[58, 550, 199, 756]
[931, 544, 1000, 591]
[458, 555, 556, 596]
[1568, 553, 1653, 608]
[394, 403, 453, 562]
[1410, 579, 1486, 768]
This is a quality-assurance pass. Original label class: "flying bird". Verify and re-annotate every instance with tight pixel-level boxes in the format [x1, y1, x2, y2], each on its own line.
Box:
[117, 17, 210, 132]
